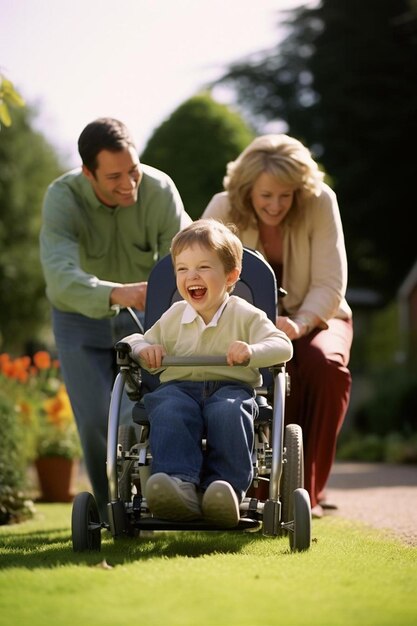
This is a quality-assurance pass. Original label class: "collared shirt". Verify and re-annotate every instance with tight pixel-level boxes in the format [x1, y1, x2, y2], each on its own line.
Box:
[40, 164, 191, 318]
[123, 295, 293, 388]
[181, 296, 228, 330]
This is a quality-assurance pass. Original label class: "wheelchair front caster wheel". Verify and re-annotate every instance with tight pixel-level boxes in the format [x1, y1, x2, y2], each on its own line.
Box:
[72, 491, 102, 552]
[290, 488, 311, 552]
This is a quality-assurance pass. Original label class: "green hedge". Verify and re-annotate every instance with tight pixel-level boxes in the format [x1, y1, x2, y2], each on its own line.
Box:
[0, 392, 35, 524]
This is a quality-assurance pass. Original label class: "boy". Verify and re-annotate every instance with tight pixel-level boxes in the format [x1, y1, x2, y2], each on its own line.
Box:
[122, 219, 293, 527]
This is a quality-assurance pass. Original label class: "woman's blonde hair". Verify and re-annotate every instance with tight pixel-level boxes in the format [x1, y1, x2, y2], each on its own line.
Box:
[171, 218, 242, 293]
[224, 134, 324, 230]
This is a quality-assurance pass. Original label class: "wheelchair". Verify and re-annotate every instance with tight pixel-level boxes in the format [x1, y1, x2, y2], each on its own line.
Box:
[71, 248, 312, 552]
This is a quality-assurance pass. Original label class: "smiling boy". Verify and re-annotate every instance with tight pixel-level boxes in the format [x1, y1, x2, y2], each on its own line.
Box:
[122, 218, 293, 527]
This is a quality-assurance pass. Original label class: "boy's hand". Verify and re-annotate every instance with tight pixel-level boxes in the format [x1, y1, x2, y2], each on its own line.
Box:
[138, 345, 166, 369]
[227, 341, 252, 366]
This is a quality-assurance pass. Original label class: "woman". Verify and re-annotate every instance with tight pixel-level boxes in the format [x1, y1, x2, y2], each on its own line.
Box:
[202, 134, 353, 518]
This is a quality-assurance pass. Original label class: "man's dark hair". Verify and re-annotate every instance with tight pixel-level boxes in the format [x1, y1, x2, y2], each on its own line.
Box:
[78, 117, 136, 174]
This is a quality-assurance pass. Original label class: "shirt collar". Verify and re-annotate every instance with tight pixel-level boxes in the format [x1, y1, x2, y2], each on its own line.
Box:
[181, 294, 229, 328]
[80, 173, 119, 211]
[78, 174, 102, 210]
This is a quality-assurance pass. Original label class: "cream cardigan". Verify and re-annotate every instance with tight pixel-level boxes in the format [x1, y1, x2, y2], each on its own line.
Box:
[202, 184, 352, 326]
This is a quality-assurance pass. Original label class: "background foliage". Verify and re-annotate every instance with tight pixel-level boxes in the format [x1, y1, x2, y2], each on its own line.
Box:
[0, 392, 34, 523]
[212, 0, 417, 302]
[0, 105, 63, 353]
[140, 92, 254, 220]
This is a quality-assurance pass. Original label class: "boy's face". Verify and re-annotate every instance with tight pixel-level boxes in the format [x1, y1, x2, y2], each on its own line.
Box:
[174, 243, 239, 324]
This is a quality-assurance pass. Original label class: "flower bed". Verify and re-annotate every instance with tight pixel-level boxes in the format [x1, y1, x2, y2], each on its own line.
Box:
[0, 351, 82, 464]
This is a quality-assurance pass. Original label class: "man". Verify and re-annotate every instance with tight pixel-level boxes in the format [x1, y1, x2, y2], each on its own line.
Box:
[40, 117, 191, 522]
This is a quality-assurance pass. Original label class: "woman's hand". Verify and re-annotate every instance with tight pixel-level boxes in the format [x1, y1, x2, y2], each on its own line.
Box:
[276, 315, 308, 340]
[227, 341, 252, 366]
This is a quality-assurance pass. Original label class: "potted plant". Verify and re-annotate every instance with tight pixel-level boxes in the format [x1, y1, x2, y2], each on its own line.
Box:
[0, 351, 82, 502]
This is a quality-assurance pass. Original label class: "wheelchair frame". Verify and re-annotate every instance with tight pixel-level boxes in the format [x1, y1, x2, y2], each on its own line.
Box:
[71, 248, 312, 552]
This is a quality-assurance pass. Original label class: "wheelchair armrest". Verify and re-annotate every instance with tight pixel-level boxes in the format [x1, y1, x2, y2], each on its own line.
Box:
[161, 355, 250, 367]
[115, 341, 132, 355]
[115, 341, 134, 367]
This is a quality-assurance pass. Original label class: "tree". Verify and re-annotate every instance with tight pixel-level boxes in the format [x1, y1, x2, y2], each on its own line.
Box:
[140, 92, 255, 220]
[212, 0, 417, 301]
[0, 105, 63, 353]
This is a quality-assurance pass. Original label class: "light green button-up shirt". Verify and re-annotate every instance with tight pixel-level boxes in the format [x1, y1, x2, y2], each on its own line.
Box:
[40, 164, 191, 318]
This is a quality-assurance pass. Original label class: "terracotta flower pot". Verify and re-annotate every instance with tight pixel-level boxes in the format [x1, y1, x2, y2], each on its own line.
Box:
[35, 456, 79, 502]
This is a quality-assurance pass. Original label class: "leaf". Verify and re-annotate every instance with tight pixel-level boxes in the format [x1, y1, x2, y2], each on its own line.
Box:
[93, 559, 113, 570]
[0, 102, 11, 127]
[0, 78, 25, 107]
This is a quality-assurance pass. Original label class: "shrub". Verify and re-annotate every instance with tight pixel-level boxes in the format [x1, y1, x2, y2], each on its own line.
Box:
[352, 366, 417, 437]
[0, 392, 35, 524]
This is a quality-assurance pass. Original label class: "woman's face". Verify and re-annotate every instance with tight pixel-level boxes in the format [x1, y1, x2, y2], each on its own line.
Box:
[250, 172, 295, 227]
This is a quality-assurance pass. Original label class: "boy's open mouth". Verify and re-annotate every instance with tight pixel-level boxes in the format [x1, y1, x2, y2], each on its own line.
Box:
[188, 285, 207, 300]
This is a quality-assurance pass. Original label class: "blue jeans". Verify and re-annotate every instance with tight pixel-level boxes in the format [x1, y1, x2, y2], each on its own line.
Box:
[52, 307, 143, 522]
[143, 380, 258, 500]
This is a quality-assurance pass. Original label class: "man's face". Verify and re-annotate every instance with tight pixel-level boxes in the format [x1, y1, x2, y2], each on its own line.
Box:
[83, 147, 142, 207]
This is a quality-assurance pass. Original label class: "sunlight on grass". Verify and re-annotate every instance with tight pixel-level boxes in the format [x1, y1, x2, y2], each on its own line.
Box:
[0, 503, 416, 626]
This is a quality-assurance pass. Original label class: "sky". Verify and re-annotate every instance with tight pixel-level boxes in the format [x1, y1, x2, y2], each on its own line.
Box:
[1, 0, 315, 168]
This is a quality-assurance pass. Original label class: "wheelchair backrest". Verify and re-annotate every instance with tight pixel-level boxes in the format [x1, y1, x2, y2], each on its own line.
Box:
[142, 247, 278, 390]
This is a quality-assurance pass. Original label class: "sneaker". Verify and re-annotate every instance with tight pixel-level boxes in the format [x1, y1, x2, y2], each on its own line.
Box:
[145, 473, 202, 521]
[311, 504, 324, 519]
[202, 481, 240, 528]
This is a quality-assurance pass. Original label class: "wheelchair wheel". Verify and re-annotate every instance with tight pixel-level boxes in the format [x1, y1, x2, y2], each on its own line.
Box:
[281, 424, 304, 526]
[118, 424, 137, 503]
[290, 488, 311, 551]
[71, 492, 101, 552]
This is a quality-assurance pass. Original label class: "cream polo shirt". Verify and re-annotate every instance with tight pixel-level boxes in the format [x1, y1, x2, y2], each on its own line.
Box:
[181, 298, 228, 329]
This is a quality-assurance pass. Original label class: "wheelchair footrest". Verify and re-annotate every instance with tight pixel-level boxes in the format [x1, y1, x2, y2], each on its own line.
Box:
[130, 516, 261, 532]
[108, 500, 128, 536]
[262, 499, 282, 536]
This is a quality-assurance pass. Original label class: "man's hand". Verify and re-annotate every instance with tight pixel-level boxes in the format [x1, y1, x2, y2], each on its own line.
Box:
[138, 344, 166, 369]
[227, 341, 252, 366]
[110, 282, 147, 311]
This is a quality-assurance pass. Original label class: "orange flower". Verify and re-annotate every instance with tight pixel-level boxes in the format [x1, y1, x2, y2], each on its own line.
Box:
[0, 354, 30, 379]
[33, 351, 52, 370]
[0, 353, 11, 370]
[10, 357, 31, 382]
[43, 385, 74, 428]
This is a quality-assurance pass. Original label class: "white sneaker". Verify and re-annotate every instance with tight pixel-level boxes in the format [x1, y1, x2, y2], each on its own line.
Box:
[202, 481, 240, 528]
[145, 473, 202, 521]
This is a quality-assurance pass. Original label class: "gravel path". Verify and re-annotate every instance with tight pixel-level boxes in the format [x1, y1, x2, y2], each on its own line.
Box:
[325, 462, 417, 546]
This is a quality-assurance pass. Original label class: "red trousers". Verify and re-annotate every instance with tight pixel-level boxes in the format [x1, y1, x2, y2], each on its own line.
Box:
[284, 318, 353, 508]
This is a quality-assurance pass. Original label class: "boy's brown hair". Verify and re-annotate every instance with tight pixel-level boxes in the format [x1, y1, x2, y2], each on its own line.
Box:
[171, 218, 242, 292]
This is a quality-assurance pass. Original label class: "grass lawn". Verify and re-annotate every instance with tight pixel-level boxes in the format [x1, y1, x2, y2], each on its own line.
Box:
[0, 503, 416, 626]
